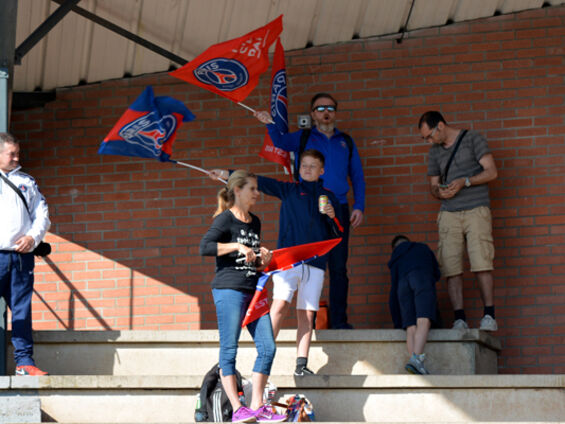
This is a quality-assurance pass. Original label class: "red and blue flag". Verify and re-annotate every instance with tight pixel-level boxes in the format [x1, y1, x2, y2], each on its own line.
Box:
[241, 238, 342, 327]
[169, 15, 283, 103]
[259, 38, 292, 177]
[99, 86, 195, 162]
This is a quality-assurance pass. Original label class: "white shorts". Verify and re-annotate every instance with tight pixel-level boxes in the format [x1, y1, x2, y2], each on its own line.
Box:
[272, 265, 325, 311]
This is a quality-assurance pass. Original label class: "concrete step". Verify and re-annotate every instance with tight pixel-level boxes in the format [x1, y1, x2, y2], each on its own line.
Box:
[3, 374, 564, 422]
[8, 329, 501, 376]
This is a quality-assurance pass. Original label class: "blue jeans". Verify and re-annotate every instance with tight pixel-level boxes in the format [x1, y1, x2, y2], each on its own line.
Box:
[0, 251, 36, 366]
[212, 288, 276, 376]
[329, 203, 351, 328]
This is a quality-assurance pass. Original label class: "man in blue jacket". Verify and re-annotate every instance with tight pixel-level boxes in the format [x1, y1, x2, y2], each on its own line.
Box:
[388, 235, 440, 375]
[211, 149, 343, 376]
[254, 93, 365, 329]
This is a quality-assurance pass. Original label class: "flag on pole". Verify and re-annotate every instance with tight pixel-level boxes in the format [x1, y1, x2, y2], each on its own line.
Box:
[258, 38, 292, 177]
[169, 15, 283, 103]
[99, 86, 195, 162]
[241, 238, 342, 327]
[241, 273, 272, 328]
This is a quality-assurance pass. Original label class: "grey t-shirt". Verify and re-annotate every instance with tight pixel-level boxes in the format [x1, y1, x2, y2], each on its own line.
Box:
[427, 130, 491, 212]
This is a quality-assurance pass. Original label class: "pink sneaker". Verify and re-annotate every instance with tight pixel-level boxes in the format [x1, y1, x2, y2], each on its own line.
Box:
[232, 406, 257, 423]
[254, 405, 287, 422]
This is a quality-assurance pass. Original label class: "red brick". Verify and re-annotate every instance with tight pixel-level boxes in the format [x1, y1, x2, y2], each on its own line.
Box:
[9, 5, 565, 372]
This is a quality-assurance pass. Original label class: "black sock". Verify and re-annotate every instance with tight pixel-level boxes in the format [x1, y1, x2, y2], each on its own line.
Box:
[484, 306, 495, 318]
[454, 309, 466, 322]
[296, 357, 307, 370]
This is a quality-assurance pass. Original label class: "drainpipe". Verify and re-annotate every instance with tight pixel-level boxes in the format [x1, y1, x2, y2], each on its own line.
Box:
[0, 68, 8, 131]
[0, 67, 7, 375]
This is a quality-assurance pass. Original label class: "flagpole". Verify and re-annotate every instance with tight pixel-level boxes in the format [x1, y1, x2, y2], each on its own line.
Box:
[173, 160, 227, 184]
[238, 102, 274, 124]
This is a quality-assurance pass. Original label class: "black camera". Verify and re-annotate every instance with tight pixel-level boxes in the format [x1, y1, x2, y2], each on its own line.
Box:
[33, 242, 52, 257]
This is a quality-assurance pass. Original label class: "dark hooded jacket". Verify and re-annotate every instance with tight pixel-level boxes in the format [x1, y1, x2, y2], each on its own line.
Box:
[257, 175, 342, 270]
[387, 241, 440, 328]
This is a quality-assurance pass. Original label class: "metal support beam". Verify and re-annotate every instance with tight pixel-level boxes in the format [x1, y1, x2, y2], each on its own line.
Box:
[52, 0, 188, 66]
[13, 91, 57, 111]
[0, 0, 18, 376]
[14, 0, 81, 65]
[396, 0, 416, 44]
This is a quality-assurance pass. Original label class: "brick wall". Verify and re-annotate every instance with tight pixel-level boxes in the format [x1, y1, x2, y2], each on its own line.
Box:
[10, 6, 565, 373]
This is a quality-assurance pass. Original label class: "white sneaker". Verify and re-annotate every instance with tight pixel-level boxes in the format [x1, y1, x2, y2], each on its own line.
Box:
[452, 319, 469, 330]
[479, 314, 498, 331]
[405, 353, 430, 375]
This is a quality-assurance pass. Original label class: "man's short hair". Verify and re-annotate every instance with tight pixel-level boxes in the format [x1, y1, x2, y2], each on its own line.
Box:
[310, 93, 338, 110]
[300, 149, 325, 167]
[391, 234, 410, 250]
[418, 111, 446, 129]
[0, 133, 18, 151]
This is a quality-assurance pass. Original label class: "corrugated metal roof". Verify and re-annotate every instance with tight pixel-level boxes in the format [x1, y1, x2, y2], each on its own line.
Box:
[12, 0, 565, 92]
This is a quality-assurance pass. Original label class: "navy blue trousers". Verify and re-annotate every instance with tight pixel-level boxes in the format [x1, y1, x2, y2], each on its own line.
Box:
[328, 203, 351, 328]
[0, 251, 35, 366]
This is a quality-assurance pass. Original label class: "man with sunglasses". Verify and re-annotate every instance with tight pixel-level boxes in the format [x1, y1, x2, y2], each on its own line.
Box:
[419, 111, 498, 332]
[255, 93, 365, 330]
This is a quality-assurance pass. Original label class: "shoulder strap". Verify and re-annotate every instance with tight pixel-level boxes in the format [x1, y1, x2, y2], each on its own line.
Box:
[0, 172, 31, 215]
[342, 132, 354, 164]
[441, 129, 467, 184]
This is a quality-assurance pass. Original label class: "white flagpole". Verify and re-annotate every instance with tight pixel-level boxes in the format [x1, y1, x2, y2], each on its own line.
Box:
[174, 160, 227, 184]
[238, 102, 274, 124]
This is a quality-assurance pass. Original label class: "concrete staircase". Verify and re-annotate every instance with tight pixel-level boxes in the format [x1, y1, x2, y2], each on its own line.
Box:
[2, 329, 564, 423]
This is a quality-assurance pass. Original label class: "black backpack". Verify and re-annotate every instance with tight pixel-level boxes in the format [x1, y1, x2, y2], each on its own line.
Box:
[195, 363, 244, 422]
[295, 128, 354, 181]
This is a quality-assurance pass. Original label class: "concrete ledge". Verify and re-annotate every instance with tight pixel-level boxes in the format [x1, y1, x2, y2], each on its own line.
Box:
[24, 329, 502, 350]
[8, 329, 500, 376]
[6, 374, 563, 390]
[2, 375, 563, 422]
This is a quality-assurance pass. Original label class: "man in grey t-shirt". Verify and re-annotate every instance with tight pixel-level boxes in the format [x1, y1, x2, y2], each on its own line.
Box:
[419, 111, 499, 332]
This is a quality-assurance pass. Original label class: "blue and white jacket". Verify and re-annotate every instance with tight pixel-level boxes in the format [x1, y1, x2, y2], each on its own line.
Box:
[0, 167, 50, 251]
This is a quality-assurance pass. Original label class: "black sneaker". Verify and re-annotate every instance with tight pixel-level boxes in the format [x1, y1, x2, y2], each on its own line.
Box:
[294, 366, 315, 377]
[332, 322, 354, 329]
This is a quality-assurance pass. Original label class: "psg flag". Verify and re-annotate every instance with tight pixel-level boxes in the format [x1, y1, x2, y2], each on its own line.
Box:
[99, 86, 195, 162]
[170, 15, 283, 103]
[258, 38, 292, 176]
[241, 238, 342, 327]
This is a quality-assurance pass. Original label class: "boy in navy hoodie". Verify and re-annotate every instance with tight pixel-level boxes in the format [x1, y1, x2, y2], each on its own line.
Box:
[388, 235, 440, 375]
[211, 149, 342, 376]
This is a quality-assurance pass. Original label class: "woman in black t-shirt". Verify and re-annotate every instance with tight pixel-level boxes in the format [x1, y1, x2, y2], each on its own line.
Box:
[200, 170, 285, 423]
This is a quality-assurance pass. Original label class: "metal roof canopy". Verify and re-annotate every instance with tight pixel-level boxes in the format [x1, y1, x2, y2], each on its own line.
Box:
[10, 0, 565, 109]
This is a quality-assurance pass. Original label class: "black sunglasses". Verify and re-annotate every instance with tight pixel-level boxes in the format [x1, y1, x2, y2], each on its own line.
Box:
[312, 105, 336, 112]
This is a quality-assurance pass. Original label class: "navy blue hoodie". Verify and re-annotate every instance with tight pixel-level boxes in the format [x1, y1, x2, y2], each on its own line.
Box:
[387, 241, 441, 328]
[257, 175, 343, 270]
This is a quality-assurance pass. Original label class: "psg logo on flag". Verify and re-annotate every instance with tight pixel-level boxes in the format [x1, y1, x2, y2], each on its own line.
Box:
[193, 58, 249, 91]
[118, 112, 178, 158]
[270, 69, 288, 129]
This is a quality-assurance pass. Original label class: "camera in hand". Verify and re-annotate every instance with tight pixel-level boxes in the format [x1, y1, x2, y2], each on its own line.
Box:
[33, 241, 52, 257]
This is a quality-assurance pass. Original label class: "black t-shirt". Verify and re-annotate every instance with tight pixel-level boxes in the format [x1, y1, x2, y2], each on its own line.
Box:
[199, 209, 262, 292]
